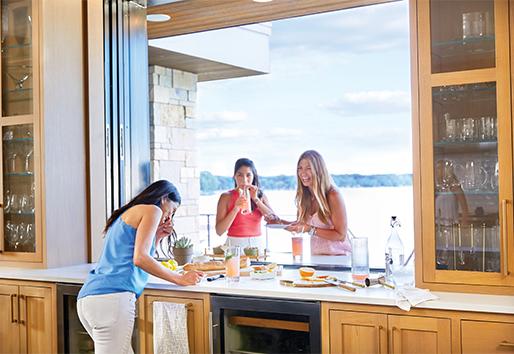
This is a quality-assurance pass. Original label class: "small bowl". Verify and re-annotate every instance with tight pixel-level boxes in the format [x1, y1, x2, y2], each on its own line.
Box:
[244, 247, 259, 257]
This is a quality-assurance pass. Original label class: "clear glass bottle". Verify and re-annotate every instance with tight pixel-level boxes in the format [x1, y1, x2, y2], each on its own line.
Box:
[385, 216, 405, 283]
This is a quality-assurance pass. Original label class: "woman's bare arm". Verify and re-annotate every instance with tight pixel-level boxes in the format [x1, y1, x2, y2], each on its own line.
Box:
[133, 205, 202, 286]
[215, 193, 240, 236]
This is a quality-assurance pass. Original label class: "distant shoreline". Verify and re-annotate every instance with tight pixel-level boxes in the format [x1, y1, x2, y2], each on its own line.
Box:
[201, 171, 412, 195]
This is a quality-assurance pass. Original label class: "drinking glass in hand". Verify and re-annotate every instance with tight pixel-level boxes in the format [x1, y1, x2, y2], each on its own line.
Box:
[238, 188, 251, 215]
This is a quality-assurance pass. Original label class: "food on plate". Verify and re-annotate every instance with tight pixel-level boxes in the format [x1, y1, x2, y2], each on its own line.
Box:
[250, 263, 279, 280]
[212, 245, 225, 255]
[183, 256, 250, 272]
[243, 246, 259, 257]
[299, 267, 315, 278]
[160, 259, 178, 271]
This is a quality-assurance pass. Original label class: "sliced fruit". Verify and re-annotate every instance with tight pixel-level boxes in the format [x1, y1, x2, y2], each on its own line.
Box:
[299, 267, 315, 278]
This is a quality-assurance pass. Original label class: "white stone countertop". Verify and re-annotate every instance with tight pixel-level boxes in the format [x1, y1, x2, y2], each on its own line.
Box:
[0, 263, 513, 314]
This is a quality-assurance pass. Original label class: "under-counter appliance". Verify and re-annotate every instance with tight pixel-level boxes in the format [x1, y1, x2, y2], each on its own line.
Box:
[211, 294, 321, 354]
[56, 283, 138, 354]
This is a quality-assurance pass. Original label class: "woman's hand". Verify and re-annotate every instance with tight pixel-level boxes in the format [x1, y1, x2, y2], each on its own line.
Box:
[285, 222, 309, 233]
[175, 270, 204, 286]
[264, 213, 280, 223]
[247, 185, 259, 201]
[233, 194, 247, 211]
[155, 215, 173, 241]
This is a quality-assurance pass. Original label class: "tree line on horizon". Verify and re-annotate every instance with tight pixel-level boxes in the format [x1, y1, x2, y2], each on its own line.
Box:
[200, 171, 412, 194]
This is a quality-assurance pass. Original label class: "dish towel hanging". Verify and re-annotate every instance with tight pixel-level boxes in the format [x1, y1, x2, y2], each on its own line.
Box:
[153, 301, 190, 354]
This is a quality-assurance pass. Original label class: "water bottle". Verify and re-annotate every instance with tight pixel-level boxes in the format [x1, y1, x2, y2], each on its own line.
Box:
[385, 216, 405, 284]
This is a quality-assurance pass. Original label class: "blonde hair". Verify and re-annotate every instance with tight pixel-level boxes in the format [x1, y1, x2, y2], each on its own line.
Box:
[295, 150, 333, 225]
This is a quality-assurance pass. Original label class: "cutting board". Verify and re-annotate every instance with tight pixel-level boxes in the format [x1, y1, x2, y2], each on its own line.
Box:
[202, 267, 253, 277]
[280, 278, 333, 288]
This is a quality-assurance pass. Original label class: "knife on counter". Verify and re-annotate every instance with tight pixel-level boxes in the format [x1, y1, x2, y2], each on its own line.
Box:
[323, 278, 356, 292]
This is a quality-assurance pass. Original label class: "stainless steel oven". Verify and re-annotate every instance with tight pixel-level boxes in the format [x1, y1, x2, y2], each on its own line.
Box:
[211, 294, 321, 354]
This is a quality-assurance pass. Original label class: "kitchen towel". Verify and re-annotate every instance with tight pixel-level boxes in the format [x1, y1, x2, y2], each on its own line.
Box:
[153, 301, 190, 354]
[395, 286, 439, 311]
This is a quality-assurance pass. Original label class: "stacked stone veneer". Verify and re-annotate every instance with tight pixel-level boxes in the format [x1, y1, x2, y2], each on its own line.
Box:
[148, 65, 200, 248]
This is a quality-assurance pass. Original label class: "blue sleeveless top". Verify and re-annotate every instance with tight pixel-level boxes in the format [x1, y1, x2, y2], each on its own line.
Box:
[78, 216, 155, 299]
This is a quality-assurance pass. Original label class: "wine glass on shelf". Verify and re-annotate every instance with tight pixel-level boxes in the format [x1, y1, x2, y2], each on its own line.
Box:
[7, 71, 31, 90]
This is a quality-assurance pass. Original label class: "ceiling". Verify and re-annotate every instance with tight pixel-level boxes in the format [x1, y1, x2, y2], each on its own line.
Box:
[147, 0, 396, 39]
[148, 46, 264, 82]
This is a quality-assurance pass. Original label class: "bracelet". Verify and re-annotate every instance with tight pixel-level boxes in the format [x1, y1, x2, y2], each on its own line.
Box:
[309, 226, 316, 237]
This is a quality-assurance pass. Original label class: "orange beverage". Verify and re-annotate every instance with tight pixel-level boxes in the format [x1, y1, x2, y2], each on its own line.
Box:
[291, 236, 303, 258]
[225, 246, 241, 282]
[239, 188, 251, 214]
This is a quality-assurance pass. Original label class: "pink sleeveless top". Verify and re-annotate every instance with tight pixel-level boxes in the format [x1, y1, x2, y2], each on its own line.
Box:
[308, 213, 352, 255]
[226, 189, 263, 237]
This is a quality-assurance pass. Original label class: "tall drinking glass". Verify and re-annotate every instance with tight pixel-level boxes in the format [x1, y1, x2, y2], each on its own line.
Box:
[225, 246, 241, 282]
[291, 231, 305, 259]
[351, 237, 369, 281]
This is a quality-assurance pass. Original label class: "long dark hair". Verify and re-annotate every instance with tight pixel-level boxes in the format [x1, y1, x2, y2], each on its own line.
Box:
[233, 158, 263, 210]
[104, 180, 181, 233]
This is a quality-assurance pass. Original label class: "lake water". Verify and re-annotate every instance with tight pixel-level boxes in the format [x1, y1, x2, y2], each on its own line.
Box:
[199, 186, 414, 267]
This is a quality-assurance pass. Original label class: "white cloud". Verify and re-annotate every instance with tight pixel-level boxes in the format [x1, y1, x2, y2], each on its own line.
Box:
[323, 90, 411, 116]
[268, 128, 302, 137]
[199, 110, 248, 123]
[197, 127, 259, 141]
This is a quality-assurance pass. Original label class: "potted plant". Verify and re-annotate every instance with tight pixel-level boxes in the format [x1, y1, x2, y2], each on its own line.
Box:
[172, 236, 194, 265]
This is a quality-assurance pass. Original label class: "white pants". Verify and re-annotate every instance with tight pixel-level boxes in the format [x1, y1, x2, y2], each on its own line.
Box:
[226, 235, 266, 252]
[77, 292, 136, 354]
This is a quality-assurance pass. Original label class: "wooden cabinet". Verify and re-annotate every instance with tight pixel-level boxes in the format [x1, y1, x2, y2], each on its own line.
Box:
[388, 315, 450, 354]
[325, 305, 450, 354]
[461, 320, 514, 353]
[411, 0, 514, 294]
[138, 289, 211, 354]
[0, 279, 56, 354]
[329, 311, 387, 354]
[0, 0, 88, 268]
[323, 302, 514, 354]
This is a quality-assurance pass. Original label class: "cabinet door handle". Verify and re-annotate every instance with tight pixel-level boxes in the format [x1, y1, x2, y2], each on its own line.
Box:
[10, 294, 17, 323]
[18, 294, 25, 325]
[499, 341, 514, 348]
[375, 325, 383, 353]
[501, 200, 509, 276]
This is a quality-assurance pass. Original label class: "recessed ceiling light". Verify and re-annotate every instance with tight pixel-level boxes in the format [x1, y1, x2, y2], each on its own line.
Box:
[147, 14, 171, 22]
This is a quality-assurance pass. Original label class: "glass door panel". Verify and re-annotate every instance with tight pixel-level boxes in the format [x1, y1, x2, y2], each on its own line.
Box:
[2, 123, 35, 253]
[432, 82, 499, 273]
[1, 0, 34, 117]
[430, 0, 495, 73]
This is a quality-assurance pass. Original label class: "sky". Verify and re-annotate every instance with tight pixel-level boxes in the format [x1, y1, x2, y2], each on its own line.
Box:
[196, 1, 412, 177]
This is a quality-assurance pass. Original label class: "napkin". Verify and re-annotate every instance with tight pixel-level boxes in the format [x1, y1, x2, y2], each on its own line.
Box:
[395, 286, 438, 311]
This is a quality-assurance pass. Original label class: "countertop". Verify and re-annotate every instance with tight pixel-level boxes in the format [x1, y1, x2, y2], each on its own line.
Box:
[0, 263, 513, 314]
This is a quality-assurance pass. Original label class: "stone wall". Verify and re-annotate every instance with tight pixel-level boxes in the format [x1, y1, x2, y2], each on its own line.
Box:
[148, 65, 200, 249]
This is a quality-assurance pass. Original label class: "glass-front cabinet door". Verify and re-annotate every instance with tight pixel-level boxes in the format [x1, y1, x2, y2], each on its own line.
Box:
[0, 0, 40, 262]
[417, 0, 513, 287]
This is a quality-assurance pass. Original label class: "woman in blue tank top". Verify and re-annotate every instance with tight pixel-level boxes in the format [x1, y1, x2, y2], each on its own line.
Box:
[77, 180, 203, 354]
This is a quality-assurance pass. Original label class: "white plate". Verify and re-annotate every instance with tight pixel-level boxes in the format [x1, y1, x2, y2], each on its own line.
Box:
[266, 223, 289, 229]
[250, 270, 277, 280]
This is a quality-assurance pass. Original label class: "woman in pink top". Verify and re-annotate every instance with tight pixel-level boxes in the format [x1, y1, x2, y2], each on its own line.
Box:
[285, 150, 351, 255]
[215, 158, 276, 251]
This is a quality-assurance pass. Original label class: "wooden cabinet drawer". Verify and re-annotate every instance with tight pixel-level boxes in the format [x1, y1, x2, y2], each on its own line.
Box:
[461, 320, 514, 353]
